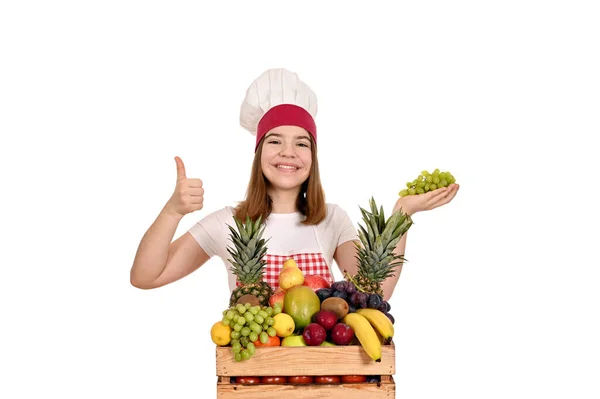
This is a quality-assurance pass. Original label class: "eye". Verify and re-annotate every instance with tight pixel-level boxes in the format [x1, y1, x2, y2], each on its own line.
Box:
[297, 142, 309, 148]
[268, 140, 280, 145]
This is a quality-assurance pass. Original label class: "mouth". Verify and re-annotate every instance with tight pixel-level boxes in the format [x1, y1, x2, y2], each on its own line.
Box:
[274, 163, 300, 172]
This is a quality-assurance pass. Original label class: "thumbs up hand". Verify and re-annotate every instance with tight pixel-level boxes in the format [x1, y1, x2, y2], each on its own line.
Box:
[165, 156, 204, 217]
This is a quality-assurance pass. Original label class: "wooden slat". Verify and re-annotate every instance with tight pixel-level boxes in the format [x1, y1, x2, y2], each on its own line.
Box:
[217, 378, 395, 399]
[216, 344, 395, 376]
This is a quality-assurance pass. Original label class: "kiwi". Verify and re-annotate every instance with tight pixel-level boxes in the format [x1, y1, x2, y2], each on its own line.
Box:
[236, 294, 261, 307]
[320, 297, 349, 319]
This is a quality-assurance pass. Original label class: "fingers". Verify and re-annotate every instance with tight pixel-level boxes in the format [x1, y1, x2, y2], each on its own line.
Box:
[175, 156, 186, 181]
[430, 184, 460, 209]
[186, 178, 203, 188]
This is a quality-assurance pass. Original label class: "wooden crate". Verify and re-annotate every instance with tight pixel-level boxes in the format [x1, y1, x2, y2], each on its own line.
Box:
[216, 343, 396, 398]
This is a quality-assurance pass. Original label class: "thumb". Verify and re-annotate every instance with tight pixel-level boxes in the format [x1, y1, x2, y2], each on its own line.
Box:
[174, 156, 186, 181]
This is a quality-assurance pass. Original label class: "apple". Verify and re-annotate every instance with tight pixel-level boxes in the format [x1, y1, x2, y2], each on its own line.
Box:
[281, 335, 307, 347]
[302, 275, 331, 291]
[302, 323, 327, 346]
[331, 323, 354, 346]
[313, 310, 338, 331]
[268, 288, 286, 309]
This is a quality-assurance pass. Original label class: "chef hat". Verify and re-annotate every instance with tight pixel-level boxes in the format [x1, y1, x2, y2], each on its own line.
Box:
[240, 68, 318, 151]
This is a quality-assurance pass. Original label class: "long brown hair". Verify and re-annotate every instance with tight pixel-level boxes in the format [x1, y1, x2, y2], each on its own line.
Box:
[234, 135, 326, 225]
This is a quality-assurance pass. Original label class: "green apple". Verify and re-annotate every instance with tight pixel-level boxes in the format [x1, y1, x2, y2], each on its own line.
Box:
[320, 341, 336, 346]
[281, 335, 307, 347]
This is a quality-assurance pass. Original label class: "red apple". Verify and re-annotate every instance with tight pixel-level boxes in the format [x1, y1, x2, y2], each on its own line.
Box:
[302, 323, 327, 346]
[313, 310, 338, 331]
[268, 288, 286, 309]
[302, 275, 331, 291]
[331, 323, 354, 346]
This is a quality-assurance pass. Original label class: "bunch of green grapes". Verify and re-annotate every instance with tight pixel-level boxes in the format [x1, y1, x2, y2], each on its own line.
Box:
[220, 302, 282, 362]
[399, 169, 456, 197]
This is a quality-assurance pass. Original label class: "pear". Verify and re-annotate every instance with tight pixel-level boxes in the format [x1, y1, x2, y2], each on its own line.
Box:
[279, 264, 304, 290]
[282, 258, 298, 270]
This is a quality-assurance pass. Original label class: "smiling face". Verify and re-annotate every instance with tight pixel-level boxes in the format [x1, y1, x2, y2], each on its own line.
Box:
[260, 125, 313, 193]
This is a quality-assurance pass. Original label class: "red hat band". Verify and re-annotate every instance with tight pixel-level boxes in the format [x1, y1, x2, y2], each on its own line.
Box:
[256, 104, 317, 151]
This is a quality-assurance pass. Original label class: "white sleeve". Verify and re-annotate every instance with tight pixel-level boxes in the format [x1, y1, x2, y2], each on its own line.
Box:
[334, 205, 359, 247]
[187, 207, 233, 258]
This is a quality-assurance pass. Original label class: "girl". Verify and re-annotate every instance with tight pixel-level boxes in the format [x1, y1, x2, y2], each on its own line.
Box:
[130, 68, 459, 301]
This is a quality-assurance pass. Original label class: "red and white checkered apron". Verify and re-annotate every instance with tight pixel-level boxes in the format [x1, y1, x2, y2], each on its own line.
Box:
[235, 252, 332, 290]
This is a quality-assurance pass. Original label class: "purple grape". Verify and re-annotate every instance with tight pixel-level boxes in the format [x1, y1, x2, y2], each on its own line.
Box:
[332, 290, 347, 300]
[349, 292, 361, 306]
[316, 288, 333, 302]
[384, 312, 395, 324]
[377, 301, 388, 312]
[348, 306, 356, 313]
[331, 281, 346, 292]
[368, 294, 382, 309]
[345, 283, 356, 294]
[385, 301, 391, 312]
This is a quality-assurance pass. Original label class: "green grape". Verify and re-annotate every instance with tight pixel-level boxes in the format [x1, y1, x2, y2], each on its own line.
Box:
[265, 307, 273, 316]
[245, 302, 252, 309]
[265, 317, 274, 326]
[232, 342, 242, 354]
[250, 306, 260, 315]
[260, 331, 269, 344]
[230, 339, 239, 347]
[267, 327, 276, 337]
[249, 331, 259, 342]
[400, 169, 456, 197]
[241, 350, 251, 360]
[246, 342, 256, 356]
[249, 322, 262, 334]
[240, 337, 249, 347]
[236, 317, 246, 326]
[254, 314, 264, 324]
[233, 323, 243, 332]
[241, 327, 251, 337]
[244, 312, 254, 322]
[258, 310, 268, 319]
[234, 353, 242, 362]
[230, 331, 241, 340]
[262, 323, 269, 330]
[226, 311, 235, 320]
[236, 304, 246, 314]
[273, 307, 282, 315]
[222, 310, 228, 316]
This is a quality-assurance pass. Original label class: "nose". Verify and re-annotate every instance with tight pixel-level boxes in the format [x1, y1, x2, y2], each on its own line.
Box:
[279, 142, 296, 157]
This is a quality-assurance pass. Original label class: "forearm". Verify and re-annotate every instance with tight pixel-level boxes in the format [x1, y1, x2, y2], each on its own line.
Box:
[130, 205, 184, 286]
[381, 232, 408, 301]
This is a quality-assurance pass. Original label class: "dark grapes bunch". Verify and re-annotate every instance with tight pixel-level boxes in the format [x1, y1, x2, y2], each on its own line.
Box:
[316, 280, 395, 324]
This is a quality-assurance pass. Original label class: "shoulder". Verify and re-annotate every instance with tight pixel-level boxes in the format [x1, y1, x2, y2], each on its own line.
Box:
[322, 203, 352, 224]
[191, 205, 236, 229]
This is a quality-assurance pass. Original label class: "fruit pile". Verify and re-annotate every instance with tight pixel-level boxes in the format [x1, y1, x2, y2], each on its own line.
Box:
[210, 197, 413, 383]
[211, 258, 395, 362]
[399, 168, 456, 197]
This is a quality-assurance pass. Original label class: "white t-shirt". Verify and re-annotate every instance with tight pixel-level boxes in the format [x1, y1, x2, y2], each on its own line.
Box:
[188, 203, 358, 292]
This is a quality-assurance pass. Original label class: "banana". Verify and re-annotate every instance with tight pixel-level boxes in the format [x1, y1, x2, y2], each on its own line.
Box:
[356, 308, 394, 344]
[342, 313, 382, 362]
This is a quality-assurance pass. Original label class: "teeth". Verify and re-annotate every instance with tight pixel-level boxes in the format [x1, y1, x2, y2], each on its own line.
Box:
[277, 165, 297, 170]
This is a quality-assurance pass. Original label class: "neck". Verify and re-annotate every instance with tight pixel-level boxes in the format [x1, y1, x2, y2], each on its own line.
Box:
[268, 188, 300, 214]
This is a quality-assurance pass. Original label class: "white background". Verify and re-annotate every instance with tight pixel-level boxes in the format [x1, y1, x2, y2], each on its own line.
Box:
[1, 1, 599, 398]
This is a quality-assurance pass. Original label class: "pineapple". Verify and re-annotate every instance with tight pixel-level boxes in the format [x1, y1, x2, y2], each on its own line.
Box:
[348, 197, 413, 296]
[226, 215, 273, 306]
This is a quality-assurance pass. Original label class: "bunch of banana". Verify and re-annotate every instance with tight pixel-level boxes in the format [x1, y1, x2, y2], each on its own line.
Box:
[342, 309, 394, 362]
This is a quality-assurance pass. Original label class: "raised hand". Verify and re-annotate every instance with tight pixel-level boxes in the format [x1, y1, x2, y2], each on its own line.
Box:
[165, 156, 204, 217]
[393, 184, 459, 216]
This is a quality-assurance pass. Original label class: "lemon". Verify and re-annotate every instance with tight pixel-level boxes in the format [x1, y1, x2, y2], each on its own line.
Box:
[272, 313, 295, 337]
[211, 321, 232, 346]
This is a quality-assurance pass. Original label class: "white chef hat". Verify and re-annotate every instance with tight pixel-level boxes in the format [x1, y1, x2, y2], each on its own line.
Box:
[239, 68, 318, 152]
